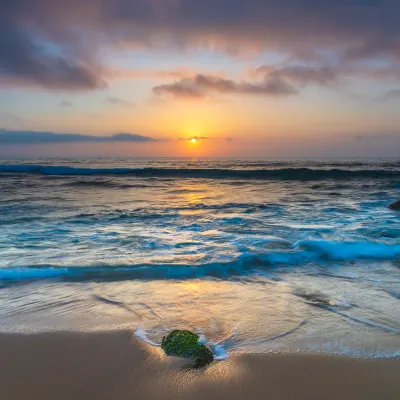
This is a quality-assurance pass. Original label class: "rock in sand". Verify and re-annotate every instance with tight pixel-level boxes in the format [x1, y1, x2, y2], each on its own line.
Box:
[161, 330, 214, 367]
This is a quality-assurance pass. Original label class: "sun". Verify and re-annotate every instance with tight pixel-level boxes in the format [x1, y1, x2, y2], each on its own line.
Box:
[191, 138, 197, 143]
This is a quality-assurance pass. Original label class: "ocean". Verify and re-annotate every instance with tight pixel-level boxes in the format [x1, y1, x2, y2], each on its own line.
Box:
[0, 158, 399, 358]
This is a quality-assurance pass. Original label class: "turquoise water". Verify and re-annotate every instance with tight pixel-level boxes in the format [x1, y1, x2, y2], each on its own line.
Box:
[0, 158, 399, 357]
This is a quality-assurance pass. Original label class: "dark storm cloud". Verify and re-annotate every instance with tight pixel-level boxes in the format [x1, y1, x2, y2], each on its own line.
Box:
[0, 130, 158, 144]
[153, 74, 297, 98]
[1, 0, 400, 90]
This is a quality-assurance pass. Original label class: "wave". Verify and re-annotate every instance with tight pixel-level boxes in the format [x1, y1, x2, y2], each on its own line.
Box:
[0, 267, 69, 280]
[63, 180, 149, 189]
[294, 240, 400, 260]
[0, 261, 248, 282]
[0, 164, 399, 180]
[1, 240, 399, 283]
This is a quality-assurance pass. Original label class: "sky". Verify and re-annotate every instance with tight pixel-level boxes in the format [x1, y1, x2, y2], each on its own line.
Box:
[1, 0, 400, 157]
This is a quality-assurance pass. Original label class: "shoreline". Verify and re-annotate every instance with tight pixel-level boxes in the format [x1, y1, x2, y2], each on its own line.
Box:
[0, 330, 399, 400]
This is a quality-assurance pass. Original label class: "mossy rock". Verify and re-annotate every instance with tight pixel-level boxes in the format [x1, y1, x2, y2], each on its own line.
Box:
[389, 200, 400, 210]
[161, 330, 213, 367]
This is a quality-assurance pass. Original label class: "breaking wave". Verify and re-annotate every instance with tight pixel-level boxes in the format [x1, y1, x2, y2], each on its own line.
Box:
[1, 164, 399, 180]
[1, 240, 399, 283]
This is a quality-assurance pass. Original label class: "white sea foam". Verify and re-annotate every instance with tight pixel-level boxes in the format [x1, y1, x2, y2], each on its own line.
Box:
[135, 327, 161, 347]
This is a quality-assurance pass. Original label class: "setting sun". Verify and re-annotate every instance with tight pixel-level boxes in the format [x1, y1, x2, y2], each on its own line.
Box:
[191, 138, 197, 143]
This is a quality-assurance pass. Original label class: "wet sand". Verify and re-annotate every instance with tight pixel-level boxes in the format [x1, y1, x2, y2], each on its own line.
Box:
[0, 330, 398, 400]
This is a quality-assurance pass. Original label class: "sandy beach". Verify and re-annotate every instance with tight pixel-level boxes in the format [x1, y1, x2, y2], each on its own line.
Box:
[0, 330, 398, 400]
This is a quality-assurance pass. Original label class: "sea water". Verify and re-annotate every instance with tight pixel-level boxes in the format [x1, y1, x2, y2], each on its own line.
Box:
[0, 158, 399, 358]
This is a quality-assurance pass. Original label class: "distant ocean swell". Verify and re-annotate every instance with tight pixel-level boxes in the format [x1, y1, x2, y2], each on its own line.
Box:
[1, 164, 400, 180]
[1, 240, 399, 282]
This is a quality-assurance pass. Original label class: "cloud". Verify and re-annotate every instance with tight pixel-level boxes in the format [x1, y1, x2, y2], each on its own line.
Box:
[380, 88, 400, 101]
[348, 93, 366, 101]
[0, 130, 158, 144]
[105, 67, 200, 80]
[60, 100, 73, 107]
[0, 21, 105, 90]
[0, 112, 26, 124]
[153, 74, 297, 99]
[252, 65, 338, 86]
[106, 97, 135, 107]
[179, 136, 234, 142]
[354, 133, 400, 142]
[2, 1, 400, 90]
[154, 63, 400, 101]
[252, 63, 400, 86]
[179, 136, 210, 141]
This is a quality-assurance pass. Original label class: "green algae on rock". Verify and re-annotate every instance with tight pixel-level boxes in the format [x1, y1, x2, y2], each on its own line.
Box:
[161, 330, 214, 367]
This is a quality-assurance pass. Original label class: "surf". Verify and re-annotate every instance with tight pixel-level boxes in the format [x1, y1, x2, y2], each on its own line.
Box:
[1, 164, 399, 180]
